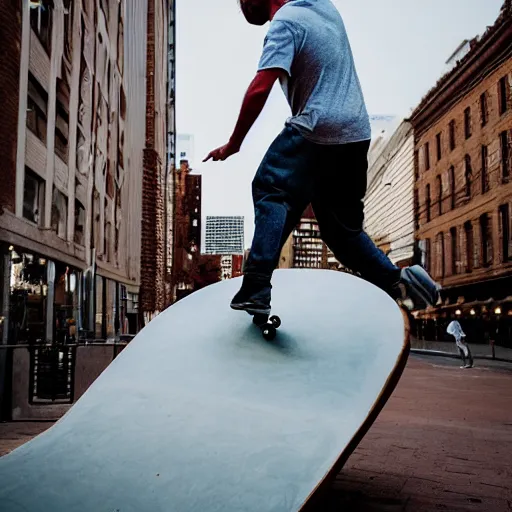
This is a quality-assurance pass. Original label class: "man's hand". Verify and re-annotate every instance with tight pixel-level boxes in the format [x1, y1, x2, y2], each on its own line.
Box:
[203, 141, 240, 162]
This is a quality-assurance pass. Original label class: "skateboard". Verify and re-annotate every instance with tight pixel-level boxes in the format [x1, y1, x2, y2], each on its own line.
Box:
[0, 269, 409, 512]
[250, 311, 281, 340]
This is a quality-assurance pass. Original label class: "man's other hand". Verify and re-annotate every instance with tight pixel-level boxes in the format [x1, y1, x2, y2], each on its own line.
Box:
[203, 141, 241, 162]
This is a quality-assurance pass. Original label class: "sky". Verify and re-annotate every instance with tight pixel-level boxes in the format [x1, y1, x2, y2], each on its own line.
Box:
[175, 0, 505, 249]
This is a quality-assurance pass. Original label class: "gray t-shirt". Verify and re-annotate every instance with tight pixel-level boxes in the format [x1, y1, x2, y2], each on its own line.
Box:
[257, 0, 371, 144]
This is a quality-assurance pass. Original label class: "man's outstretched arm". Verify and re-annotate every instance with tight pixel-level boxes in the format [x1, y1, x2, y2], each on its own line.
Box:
[203, 68, 284, 162]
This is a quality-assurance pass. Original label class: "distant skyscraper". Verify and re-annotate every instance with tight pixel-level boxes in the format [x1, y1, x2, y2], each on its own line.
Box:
[204, 216, 244, 255]
[177, 134, 195, 166]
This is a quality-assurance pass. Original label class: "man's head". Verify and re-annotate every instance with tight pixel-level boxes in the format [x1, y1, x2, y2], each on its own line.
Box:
[239, 0, 271, 25]
[239, 0, 288, 26]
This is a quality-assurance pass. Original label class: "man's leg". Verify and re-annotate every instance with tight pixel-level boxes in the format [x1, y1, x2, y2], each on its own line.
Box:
[458, 347, 467, 368]
[462, 337, 473, 367]
[311, 140, 439, 307]
[231, 125, 314, 314]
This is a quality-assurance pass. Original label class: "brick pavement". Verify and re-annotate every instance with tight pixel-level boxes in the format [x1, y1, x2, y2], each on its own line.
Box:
[328, 356, 512, 511]
[1, 356, 511, 511]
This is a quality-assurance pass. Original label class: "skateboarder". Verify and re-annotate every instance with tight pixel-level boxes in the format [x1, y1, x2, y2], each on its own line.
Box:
[204, 0, 440, 314]
[446, 319, 474, 368]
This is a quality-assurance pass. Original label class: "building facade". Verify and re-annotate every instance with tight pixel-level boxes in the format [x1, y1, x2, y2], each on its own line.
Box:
[411, 1, 512, 345]
[219, 254, 243, 280]
[0, 0, 174, 418]
[204, 216, 244, 255]
[140, 0, 174, 320]
[365, 121, 415, 267]
[172, 159, 202, 301]
[278, 205, 348, 271]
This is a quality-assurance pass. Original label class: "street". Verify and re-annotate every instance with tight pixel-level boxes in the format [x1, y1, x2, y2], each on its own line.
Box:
[1, 354, 511, 511]
[331, 355, 512, 511]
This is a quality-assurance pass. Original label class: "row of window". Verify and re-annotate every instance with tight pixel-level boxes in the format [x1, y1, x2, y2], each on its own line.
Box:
[417, 72, 511, 174]
[22, 168, 86, 246]
[422, 205, 512, 280]
[415, 131, 511, 228]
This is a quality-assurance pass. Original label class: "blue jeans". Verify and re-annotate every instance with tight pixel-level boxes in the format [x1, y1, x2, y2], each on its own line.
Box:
[243, 124, 401, 294]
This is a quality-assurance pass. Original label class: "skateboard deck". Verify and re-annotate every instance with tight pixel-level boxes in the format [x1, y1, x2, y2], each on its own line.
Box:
[0, 269, 409, 512]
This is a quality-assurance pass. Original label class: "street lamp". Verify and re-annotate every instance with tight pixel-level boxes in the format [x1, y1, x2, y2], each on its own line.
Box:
[494, 307, 502, 315]
[470, 309, 476, 316]
[455, 309, 462, 316]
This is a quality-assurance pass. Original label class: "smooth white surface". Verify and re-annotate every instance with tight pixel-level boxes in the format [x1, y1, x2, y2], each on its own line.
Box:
[0, 269, 406, 512]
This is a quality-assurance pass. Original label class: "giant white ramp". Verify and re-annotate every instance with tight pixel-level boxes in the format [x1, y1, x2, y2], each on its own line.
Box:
[0, 269, 409, 512]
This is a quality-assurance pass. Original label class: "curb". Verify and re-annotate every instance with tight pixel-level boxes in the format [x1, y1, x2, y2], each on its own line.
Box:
[410, 348, 512, 364]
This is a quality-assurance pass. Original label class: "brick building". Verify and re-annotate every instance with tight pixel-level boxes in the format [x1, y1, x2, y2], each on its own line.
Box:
[172, 159, 202, 301]
[411, 1, 512, 345]
[219, 254, 244, 280]
[279, 205, 347, 271]
[140, 0, 175, 319]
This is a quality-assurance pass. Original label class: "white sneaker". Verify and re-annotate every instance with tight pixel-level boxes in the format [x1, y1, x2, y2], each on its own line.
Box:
[400, 265, 441, 309]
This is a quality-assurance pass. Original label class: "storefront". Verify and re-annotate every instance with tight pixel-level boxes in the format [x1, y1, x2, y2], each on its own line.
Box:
[413, 275, 512, 348]
[0, 243, 141, 345]
[3, 245, 81, 345]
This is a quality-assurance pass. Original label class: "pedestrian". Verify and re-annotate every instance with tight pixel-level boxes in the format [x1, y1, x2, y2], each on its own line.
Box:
[446, 319, 473, 369]
[204, 0, 440, 314]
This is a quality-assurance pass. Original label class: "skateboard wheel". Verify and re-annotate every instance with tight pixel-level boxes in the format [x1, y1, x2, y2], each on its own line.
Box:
[261, 325, 276, 341]
[269, 315, 281, 328]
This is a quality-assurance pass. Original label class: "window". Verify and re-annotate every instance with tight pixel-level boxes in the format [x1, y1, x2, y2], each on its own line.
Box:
[501, 130, 510, 181]
[450, 227, 458, 275]
[425, 142, 430, 171]
[414, 189, 419, 230]
[436, 133, 442, 161]
[55, 103, 69, 162]
[26, 74, 48, 144]
[436, 175, 443, 216]
[51, 187, 68, 239]
[420, 239, 431, 272]
[499, 204, 510, 262]
[117, 9, 124, 76]
[464, 107, 472, 139]
[465, 155, 472, 197]
[449, 166, 456, 210]
[481, 145, 489, 193]
[30, 0, 52, 54]
[23, 168, 45, 225]
[424, 238, 431, 273]
[479, 213, 492, 267]
[426, 184, 431, 223]
[436, 232, 445, 278]
[449, 120, 456, 151]
[499, 75, 510, 115]
[105, 221, 112, 262]
[480, 92, 488, 127]
[414, 150, 419, 181]
[74, 200, 85, 246]
[464, 221, 473, 273]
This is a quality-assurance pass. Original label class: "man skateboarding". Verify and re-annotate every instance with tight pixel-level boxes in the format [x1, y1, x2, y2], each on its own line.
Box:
[204, 0, 440, 315]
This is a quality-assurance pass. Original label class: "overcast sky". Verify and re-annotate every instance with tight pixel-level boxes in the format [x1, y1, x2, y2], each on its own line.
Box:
[175, 0, 505, 249]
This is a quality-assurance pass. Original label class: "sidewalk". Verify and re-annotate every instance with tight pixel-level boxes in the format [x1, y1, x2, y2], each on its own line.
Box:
[411, 338, 512, 362]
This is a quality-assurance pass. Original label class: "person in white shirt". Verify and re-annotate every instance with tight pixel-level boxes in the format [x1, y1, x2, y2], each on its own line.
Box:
[446, 319, 473, 369]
